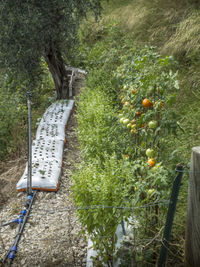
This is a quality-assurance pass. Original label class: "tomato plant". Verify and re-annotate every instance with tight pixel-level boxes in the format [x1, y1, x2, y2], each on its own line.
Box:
[116, 45, 179, 167]
[73, 23, 180, 265]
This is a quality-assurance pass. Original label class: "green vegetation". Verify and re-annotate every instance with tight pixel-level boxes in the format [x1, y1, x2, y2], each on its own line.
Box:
[71, 22, 188, 265]
[72, 0, 199, 265]
[0, 62, 54, 161]
[102, 0, 200, 160]
[0, 0, 102, 99]
[0, 0, 103, 161]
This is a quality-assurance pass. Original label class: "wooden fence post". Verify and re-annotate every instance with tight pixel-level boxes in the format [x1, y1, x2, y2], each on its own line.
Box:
[185, 147, 200, 266]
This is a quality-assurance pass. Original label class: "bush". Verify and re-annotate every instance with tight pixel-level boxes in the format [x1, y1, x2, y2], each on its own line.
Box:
[0, 60, 54, 160]
[72, 154, 132, 265]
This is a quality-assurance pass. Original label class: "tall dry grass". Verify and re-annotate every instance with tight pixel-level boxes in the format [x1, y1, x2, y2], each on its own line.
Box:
[102, 0, 200, 93]
[163, 10, 200, 57]
[103, 0, 199, 59]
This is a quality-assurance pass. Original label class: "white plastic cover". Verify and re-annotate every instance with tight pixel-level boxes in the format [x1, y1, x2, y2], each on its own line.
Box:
[39, 100, 74, 126]
[36, 123, 66, 141]
[17, 99, 74, 191]
[32, 138, 64, 163]
[66, 65, 87, 75]
[86, 219, 132, 267]
[18, 160, 62, 190]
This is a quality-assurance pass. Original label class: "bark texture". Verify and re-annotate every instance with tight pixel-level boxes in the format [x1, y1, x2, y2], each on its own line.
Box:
[45, 46, 71, 99]
[185, 146, 200, 266]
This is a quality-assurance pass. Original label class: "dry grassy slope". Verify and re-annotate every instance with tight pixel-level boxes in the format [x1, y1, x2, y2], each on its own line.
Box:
[102, 0, 200, 90]
[103, 0, 200, 57]
[95, 0, 200, 161]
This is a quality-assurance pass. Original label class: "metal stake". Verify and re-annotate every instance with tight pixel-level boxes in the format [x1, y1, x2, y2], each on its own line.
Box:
[157, 165, 183, 266]
[27, 91, 32, 195]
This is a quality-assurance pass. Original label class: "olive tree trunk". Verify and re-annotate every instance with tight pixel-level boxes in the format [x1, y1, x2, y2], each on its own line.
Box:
[45, 46, 71, 99]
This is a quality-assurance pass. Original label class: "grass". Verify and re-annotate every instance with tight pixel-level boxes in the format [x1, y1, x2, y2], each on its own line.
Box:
[102, 1, 199, 67]
[163, 10, 200, 57]
[0, 63, 55, 161]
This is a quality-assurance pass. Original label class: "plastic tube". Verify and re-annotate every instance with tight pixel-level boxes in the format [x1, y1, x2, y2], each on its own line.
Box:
[3, 191, 37, 264]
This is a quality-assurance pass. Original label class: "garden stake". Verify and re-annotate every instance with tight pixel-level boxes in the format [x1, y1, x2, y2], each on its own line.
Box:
[157, 164, 183, 266]
[27, 91, 32, 195]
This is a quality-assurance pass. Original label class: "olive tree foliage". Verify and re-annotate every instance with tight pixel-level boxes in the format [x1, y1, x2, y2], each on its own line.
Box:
[0, 0, 102, 99]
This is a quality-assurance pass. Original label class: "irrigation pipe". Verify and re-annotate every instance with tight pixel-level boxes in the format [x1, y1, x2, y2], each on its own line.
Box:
[0, 219, 21, 228]
[3, 191, 37, 265]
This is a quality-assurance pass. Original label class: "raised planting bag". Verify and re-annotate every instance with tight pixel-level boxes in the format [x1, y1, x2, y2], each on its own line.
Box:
[17, 159, 62, 191]
[36, 123, 66, 142]
[16, 100, 74, 192]
[31, 138, 64, 164]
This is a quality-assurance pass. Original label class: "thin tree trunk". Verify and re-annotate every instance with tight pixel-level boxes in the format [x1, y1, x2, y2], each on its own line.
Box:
[45, 46, 70, 99]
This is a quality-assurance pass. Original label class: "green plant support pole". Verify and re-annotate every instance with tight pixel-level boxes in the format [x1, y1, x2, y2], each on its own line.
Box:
[157, 165, 183, 267]
[27, 91, 32, 195]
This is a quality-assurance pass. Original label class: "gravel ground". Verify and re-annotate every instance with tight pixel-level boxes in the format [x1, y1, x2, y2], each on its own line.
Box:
[0, 75, 87, 267]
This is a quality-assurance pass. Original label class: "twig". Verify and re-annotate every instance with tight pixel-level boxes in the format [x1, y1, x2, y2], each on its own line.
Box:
[143, 226, 164, 249]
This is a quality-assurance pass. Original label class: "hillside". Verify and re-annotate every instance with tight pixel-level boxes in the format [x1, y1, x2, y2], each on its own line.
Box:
[103, 0, 200, 161]
[77, 0, 200, 163]
[0, 0, 199, 266]
[70, 0, 200, 266]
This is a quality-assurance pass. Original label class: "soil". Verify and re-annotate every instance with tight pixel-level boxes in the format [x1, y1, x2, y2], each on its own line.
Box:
[0, 158, 26, 208]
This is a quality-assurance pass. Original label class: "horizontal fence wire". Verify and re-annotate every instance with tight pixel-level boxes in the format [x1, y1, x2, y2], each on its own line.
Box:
[175, 167, 200, 174]
[0, 200, 170, 226]
[0, 235, 163, 246]
[30, 200, 170, 214]
[16, 236, 162, 243]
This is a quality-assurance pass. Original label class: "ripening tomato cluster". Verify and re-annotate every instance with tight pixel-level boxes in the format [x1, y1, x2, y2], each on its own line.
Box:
[119, 85, 165, 168]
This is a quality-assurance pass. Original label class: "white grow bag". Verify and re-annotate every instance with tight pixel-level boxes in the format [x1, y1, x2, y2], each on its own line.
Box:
[17, 100, 74, 192]
[17, 160, 62, 191]
[36, 123, 66, 142]
[31, 138, 64, 163]
[39, 100, 74, 126]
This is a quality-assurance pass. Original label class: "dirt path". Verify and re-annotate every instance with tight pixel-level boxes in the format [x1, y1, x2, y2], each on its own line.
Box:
[0, 74, 87, 266]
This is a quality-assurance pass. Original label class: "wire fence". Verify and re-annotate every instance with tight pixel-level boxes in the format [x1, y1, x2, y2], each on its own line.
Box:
[175, 168, 199, 174]
[0, 192, 184, 266]
[0, 200, 170, 226]
[0, 166, 187, 265]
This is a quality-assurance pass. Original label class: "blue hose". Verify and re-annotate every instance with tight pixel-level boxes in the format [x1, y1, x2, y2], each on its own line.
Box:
[3, 191, 37, 264]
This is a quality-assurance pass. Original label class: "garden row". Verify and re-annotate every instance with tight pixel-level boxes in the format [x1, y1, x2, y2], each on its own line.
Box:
[71, 24, 182, 265]
[17, 100, 74, 192]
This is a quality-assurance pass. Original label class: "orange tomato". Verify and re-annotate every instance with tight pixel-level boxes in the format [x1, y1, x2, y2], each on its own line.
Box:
[147, 158, 156, 167]
[142, 98, 153, 108]
[136, 111, 141, 117]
